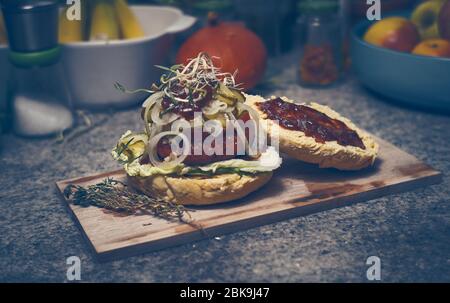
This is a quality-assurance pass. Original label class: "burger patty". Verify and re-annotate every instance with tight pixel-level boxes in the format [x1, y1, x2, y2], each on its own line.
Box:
[157, 112, 252, 165]
[157, 130, 241, 165]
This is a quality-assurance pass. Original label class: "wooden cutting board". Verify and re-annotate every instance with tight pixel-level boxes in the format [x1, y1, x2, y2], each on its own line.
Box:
[56, 137, 441, 261]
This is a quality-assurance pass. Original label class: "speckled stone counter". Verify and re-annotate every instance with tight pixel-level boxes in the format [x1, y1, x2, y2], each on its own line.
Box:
[1, 58, 449, 282]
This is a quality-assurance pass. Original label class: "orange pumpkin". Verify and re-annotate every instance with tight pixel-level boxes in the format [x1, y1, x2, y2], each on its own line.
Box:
[176, 13, 267, 90]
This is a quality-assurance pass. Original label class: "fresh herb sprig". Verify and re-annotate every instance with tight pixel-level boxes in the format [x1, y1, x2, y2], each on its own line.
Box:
[64, 178, 194, 225]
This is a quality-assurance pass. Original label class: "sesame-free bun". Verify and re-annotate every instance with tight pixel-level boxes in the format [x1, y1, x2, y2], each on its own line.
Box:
[246, 95, 378, 170]
[128, 172, 273, 205]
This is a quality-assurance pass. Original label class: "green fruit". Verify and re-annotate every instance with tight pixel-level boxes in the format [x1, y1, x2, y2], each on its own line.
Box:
[411, 0, 446, 40]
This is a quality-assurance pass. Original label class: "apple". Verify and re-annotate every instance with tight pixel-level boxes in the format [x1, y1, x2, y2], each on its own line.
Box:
[438, 0, 450, 40]
[364, 17, 420, 52]
[412, 38, 450, 57]
[411, 0, 446, 40]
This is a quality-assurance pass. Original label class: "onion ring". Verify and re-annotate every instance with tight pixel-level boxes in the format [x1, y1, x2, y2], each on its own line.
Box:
[148, 131, 190, 169]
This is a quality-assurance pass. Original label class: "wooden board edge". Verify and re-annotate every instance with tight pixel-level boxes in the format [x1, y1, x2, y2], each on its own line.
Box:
[56, 169, 125, 190]
[92, 170, 442, 262]
[55, 183, 103, 257]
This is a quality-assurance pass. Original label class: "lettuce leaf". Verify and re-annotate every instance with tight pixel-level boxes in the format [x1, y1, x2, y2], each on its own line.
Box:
[112, 131, 282, 177]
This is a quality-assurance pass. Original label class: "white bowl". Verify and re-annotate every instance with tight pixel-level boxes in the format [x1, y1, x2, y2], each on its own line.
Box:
[62, 5, 196, 109]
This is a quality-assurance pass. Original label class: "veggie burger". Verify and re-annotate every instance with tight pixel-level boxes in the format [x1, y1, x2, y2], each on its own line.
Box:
[112, 53, 282, 205]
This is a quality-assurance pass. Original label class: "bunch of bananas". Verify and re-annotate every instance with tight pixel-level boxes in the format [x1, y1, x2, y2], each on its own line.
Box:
[0, 12, 7, 45]
[59, 0, 145, 43]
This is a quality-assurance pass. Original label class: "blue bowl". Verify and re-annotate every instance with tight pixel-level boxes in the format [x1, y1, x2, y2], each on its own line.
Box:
[351, 15, 450, 112]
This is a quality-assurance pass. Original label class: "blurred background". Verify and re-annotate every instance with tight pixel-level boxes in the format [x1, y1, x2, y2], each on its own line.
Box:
[0, 0, 449, 139]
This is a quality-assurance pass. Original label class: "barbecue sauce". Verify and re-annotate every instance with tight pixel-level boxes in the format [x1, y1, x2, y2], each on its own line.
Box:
[257, 98, 365, 149]
[156, 112, 253, 166]
[161, 84, 214, 120]
[156, 130, 237, 165]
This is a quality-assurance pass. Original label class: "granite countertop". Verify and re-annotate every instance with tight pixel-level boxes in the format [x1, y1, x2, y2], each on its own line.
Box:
[1, 59, 449, 282]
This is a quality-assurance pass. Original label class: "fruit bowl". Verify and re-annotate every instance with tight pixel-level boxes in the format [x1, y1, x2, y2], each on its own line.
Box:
[351, 13, 450, 112]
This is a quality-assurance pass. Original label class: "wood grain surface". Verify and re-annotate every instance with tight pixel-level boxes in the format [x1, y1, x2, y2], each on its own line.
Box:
[56, 137, 442, 261]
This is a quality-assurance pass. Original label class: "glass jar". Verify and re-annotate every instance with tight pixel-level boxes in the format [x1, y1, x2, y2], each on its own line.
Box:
[340, 0, 351, 72]
[297, 0, 343, 87]
[8, 48, 74, 137]
[154, 0, 234, 22]
[2, 0, 74, 137]
[233, 0, 297, 56]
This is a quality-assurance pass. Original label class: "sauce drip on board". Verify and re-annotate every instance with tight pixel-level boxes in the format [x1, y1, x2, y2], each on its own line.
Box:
[257, 98, 366, 149]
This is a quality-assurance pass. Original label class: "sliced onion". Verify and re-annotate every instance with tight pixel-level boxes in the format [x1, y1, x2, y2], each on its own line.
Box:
[151, 99, 180, 126]
[227, 112, 248, 156]
[239, 102, 263, 145]
[223, 105, 236, 113]
[234, 103, 265, 158]
[149, 124, 162, 139]
[142, 91, 162, 108]
[148, 131, 190, 169]
[237, 102, 261, 126]
[142, 92, 164, 134]
[171, 118, 191, 134]
[203, 99, 228, 116]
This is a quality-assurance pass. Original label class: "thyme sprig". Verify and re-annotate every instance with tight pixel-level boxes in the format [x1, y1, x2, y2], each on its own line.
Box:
[63, 178, 194, 225]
